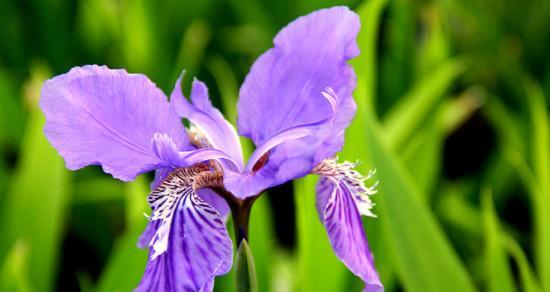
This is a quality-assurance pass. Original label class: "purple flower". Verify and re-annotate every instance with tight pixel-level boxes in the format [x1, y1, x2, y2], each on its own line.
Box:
[40, 6, 382, 292]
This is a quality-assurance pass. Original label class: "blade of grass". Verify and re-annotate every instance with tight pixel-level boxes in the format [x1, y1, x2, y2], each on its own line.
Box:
[121, 0, 154, 74]
[0, 70, 25, 147]
[351, 0, 389, 111]
[0, 241, 32, 292]
[438, 181, 482, 238]
[505, 234, 541, 292]
[72, 178, 125, 205]
[363, 112, 476, 292]
[402, 89, 484, 197]
[506, 150, 548, 292]
[525, 78, 550, 291]
[96, 176, 149, 292]
[172, 19, 211, 88]
[383, 58, 466, 150]
[0, 64, 69, 292]
[207, 55, 239, 125]
[400, 113, 440, 196]
[481, 187, 516, 292]
[414, 5, 450, 78]
[227, 0, 273, 35]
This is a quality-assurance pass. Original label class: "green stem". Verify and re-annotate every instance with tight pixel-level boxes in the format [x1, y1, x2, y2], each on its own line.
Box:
[230, 197, 256, 246]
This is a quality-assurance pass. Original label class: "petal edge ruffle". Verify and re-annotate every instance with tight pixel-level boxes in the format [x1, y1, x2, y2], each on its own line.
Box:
[40, 65, 189, 181]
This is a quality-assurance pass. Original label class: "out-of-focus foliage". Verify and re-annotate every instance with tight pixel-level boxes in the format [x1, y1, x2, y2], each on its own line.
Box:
[0, 0, 549, 291]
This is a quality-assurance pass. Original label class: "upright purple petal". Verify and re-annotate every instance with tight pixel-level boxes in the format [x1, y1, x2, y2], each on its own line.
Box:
[237, 6, 359, 146]
[316, 177, 382, 292]
[40, 65, 189, 181]
[171, 76, 244, 170]
[314, 88, 357, 161]
[227, 7, 360, 197]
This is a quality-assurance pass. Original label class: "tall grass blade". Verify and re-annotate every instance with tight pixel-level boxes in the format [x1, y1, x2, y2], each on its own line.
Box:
[383, 58, 466, 150]
[525, 79, 550, 291]
[96, 176, 149, 292]
[363, 112, 476, 292]
[481, 188, 516, 292]
[505, 234, 542, 292]
[0, 65, 69, 292]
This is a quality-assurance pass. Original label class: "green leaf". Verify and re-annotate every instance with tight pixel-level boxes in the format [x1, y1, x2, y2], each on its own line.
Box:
[525, 78, 550, 292]
[362, 112, 476, 292]
[383, 58, 466, 150]
[414, 5, 450, 78]
[402, 90, 483, 197]
[0, 69, 25, 147]
[505, 234, 542, 292]
[235, 239, 258, 292]
[172, 19, 211, 87]
[351, 0, 389, 111]
[438, 181, 482, 238]
[207, 55, 240, 125]
[96, 176, 149, 292]
[0, 65, 69, 292]
[400, 113, 441, 196]
[72, 178, 125, 205]
[481, 187, 516, 292]
[0, 241, 32, 292]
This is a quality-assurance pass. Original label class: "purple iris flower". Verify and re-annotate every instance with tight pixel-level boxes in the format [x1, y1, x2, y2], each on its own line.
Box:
[40, 6, 382, 292]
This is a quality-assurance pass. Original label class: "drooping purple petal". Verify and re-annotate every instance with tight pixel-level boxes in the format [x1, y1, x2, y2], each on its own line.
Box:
[139, 179, 229, 250]
[237, 6, 359, 146]
[197, 188, 230, 218]
[138, 167, 233, 291]
[137, 192, 233, 292]
[40, 65, 189, 181]
[138, 220, 159, 249]
[171, 76, 244, 170]
[316, 177, 382, 292]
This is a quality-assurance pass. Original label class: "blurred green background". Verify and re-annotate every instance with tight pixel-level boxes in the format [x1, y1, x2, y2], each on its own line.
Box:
[1, 0, 549, 291]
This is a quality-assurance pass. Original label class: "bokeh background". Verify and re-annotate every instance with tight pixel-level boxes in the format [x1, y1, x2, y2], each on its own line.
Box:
[1, 0, 549, 291]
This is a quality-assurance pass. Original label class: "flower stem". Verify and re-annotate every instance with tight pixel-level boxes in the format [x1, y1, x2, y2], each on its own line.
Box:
[230, 197, 256, 246]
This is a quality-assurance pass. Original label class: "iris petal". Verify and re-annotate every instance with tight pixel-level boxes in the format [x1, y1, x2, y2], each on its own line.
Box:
[237, 6, 359, 146]
[170, 75, 244, 170]
[138, 167, 233, 291]
[151, 133, 241, 171]
[316, 177, 383, 292]
[224, 118, 329, 198]
[40, 65, 189, 181]
[227, 7, 360, 197]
